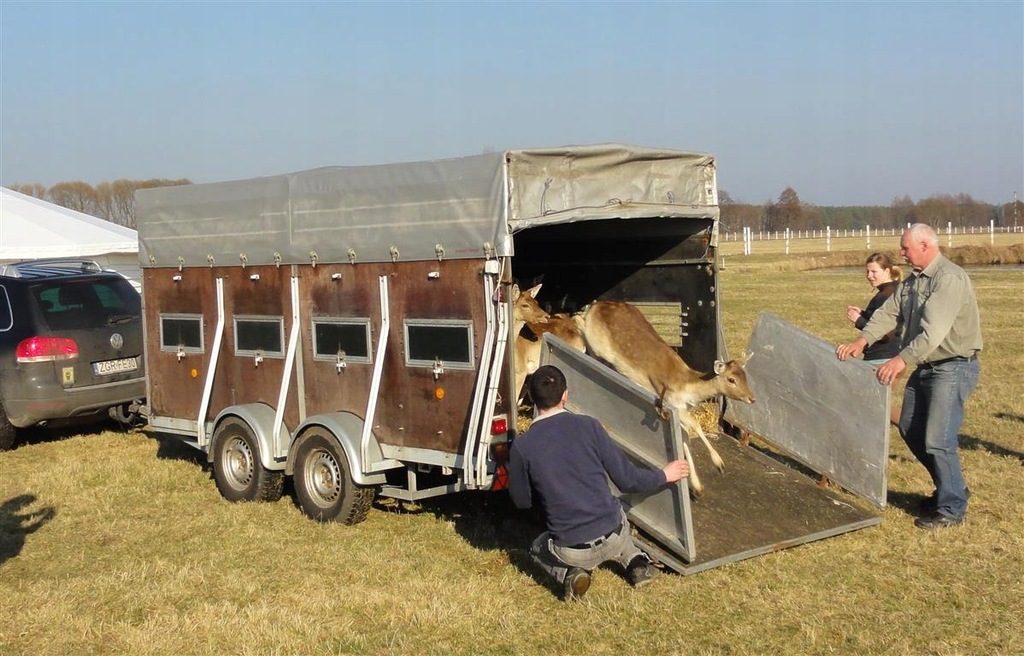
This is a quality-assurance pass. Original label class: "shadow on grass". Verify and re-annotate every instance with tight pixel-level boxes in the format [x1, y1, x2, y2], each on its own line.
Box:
[398, 491, 542, 552]
[884, 490, 930, 517]
[12, 418, 132, 450]
[149, 432, 206, 465]
[960, 432, 1024, 465]
[412, 491, 614, 598]
[0, 494, 57, 567]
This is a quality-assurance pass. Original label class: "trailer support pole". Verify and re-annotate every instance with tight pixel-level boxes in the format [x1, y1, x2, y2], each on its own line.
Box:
[360, 276, 391, 471]
[197, 277, 226, 447]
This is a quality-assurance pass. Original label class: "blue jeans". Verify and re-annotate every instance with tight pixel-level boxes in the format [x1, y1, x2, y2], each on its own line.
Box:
[898, 358, 980, 519]
[528, 510, 645, 584]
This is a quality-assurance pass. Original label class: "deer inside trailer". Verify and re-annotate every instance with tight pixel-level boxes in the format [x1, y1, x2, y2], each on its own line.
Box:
[136, 144, 885, 571]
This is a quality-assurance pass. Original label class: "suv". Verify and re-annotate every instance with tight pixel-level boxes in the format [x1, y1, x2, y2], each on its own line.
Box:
[0, 259, 145, 449]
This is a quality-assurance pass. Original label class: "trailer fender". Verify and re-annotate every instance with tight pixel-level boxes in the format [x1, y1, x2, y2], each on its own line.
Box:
[210, 403, 289, 471]
[288, 412, 388, 486]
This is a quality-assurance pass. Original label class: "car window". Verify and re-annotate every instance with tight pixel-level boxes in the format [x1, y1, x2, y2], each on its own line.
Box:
[0, 286, 12, 332]
[33, 279, 141, 331]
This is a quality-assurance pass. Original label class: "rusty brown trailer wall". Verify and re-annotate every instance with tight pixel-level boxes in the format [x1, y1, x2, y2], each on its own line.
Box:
[145, 258, 493, 456]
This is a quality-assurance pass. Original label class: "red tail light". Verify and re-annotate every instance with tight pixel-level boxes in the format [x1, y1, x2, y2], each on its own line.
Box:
[491, 416, 508, 435]
[16, 336, 79, 363]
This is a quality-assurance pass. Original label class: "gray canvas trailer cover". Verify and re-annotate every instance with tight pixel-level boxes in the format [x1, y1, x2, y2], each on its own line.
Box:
[136, 144, 718, 268]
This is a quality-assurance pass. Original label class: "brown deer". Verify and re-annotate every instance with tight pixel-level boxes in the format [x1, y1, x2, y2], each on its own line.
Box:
[511, 285, 586, 404]
[511, 284, 551, 402]
[578, 300, 755, 495]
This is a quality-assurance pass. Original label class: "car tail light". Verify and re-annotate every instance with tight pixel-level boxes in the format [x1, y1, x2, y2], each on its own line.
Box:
[16, 336, 79, 363]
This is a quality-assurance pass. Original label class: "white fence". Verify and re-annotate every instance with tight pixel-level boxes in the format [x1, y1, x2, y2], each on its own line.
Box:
[724, 223, 1023, 256]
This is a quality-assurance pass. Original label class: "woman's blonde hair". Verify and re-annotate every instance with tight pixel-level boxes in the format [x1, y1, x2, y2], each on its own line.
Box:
[865, 252, 902, 282]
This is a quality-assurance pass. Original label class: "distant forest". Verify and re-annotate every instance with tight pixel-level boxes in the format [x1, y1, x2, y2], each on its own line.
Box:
[7, 179, 1023, 233]
[719, 187, 1022, 233]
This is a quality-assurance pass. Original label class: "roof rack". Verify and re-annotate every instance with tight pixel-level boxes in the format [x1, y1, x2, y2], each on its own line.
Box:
[0, 258, 105, 279]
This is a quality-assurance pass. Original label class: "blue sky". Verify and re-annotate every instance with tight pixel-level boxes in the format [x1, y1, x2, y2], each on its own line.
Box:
[1, 1, 1021, 206]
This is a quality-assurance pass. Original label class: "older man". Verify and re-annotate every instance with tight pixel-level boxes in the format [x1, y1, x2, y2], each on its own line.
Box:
[837, 223, 982, 529]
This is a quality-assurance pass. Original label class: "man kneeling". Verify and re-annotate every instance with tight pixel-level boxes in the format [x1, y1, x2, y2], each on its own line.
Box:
[507, 364, 689, 600]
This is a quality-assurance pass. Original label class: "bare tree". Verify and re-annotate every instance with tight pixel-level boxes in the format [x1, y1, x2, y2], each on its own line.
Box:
[47, 181, 99, 215]
[765, 187, 804, 232]
[95, 179, 143, 228]
[7, 183, 47, 198]
[717, 190, 763, 232]
[890, 195, 916, 228]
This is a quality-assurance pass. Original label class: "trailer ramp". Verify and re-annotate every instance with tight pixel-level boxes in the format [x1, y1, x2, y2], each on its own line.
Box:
[540, 316, 884, 574]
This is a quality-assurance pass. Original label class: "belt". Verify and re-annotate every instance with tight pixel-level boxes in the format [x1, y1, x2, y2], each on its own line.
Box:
[921, 353, 977, 368]
[564, 525, 620, 550]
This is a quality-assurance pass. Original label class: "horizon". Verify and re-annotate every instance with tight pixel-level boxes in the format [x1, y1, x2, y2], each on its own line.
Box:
[1, 1, 1021, 207]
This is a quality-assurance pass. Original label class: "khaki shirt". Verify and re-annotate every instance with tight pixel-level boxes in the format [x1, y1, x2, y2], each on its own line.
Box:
[860, 254, 983, 366]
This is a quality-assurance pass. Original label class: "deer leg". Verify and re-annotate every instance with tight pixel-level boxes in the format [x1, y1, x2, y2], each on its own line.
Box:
[679, 440, 703, 497]
[681, 413, 725, 473]
[514, 338, 542, 406]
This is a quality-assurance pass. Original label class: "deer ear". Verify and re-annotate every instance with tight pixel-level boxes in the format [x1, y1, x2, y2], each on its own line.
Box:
[737, 350, 753, 365]
[511, 284, 521, 302]
[714, 360, 727, 374]
[526, 283, 543, 299]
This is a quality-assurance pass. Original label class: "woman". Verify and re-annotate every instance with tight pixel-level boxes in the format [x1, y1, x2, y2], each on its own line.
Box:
[846, 252, 902, 365]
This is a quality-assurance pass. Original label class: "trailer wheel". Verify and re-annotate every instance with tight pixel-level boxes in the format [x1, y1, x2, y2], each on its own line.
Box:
[0, 402, 15, 451]
[293, 429, 374, 525]
[212, 418, 283, 503]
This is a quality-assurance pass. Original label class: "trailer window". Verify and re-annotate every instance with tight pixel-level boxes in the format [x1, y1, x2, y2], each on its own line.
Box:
[312, 318, 372, 364]
[234, 316, 285, 357]
[404, 320, 474, 370]
[160, 314, 204, 353]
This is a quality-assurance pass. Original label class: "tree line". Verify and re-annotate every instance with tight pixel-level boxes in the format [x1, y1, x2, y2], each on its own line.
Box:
[719, 187, 1023, 233]
[7, 178, 1023, 234]
[7, 179, 191, 230]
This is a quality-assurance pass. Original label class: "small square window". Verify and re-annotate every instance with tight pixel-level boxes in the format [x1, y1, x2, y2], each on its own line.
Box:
[160, 314, 204, 353]
[313, 318, 372, 364]
[404, 320, 474, 370]
[235, 316, 285, 357]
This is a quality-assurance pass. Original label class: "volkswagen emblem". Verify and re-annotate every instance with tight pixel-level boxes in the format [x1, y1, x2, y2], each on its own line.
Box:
[110, 333, 124, 350]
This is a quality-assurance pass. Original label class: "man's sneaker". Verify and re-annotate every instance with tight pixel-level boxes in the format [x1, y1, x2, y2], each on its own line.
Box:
[918, 486, 971, 515]
[626, 555, 658, 588]
[563, 568, 591, 601]
[914, 512, 965, 530]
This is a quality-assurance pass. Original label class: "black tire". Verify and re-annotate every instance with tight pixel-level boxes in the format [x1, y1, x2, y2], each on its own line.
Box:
[0, 402, 15, 451]
[293, 428, 374, 524]
[211, 417, 283, 503]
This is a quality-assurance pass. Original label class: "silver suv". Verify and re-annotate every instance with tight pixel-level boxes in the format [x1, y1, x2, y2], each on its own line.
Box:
[0, 259, 145, 449]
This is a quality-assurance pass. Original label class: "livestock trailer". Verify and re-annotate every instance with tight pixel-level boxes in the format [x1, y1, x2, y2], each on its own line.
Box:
[136, 144, 885, 572]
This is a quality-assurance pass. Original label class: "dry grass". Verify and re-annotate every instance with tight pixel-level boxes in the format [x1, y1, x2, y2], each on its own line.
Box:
[2, 245, 1022, 656]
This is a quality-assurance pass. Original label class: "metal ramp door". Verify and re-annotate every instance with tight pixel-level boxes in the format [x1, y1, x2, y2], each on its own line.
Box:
[725, 312, 891, 507]
[539, 334, 696, 564]
[540, 311, 885, 574]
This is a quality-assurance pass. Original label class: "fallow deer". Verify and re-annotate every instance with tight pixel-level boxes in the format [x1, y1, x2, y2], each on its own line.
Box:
[578, 300, 755, 495]
[511, 285, 586, 404]
[511, 284, 551, 402]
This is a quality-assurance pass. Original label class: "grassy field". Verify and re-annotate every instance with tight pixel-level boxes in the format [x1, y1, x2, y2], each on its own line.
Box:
[1, 245, 1022, 655]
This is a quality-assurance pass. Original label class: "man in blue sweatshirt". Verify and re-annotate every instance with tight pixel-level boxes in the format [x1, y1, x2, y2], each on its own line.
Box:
[508, 364, 690, 600]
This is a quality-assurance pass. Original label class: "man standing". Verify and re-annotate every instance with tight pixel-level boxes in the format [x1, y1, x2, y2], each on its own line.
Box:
[837, 223, 982, 529]
[507, 364, 689, 600]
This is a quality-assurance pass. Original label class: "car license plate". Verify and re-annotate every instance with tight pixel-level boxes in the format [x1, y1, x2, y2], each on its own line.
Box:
[93, 357, 138, 375]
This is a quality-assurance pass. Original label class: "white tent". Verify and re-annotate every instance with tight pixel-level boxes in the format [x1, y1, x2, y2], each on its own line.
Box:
[0, 187, 141, 288]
